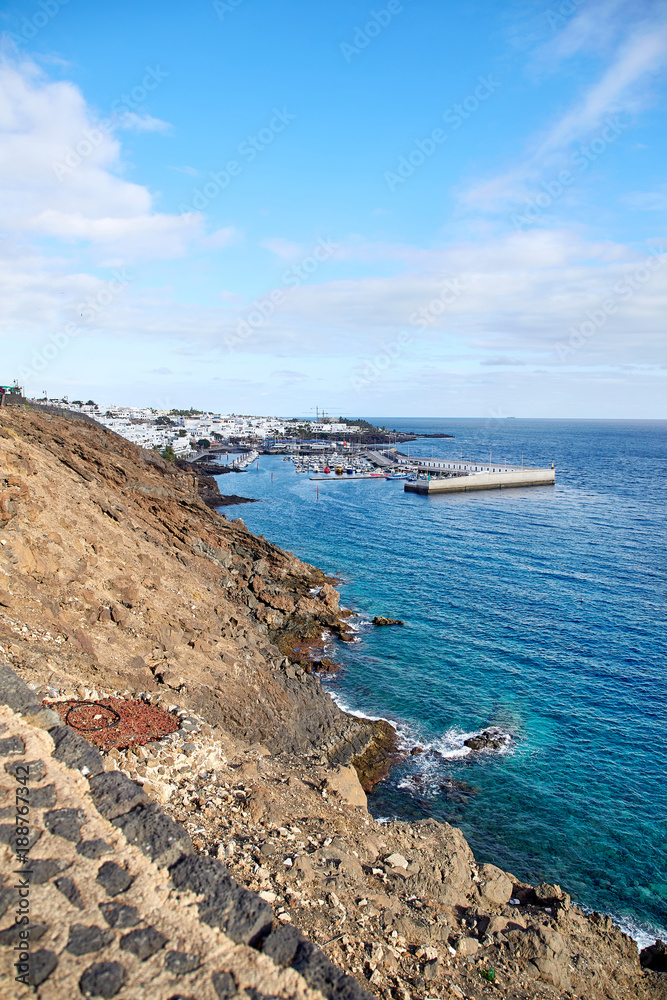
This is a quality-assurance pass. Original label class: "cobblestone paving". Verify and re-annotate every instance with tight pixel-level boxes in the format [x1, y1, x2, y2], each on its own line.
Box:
[0, 662, 371, 1000]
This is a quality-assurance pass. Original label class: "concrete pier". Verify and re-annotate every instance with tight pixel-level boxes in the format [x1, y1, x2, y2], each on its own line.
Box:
[402, 458, 555, 494]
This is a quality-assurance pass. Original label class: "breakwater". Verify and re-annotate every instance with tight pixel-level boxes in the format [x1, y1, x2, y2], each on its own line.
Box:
[404, 466, 555, 493]
[398, 455, 555, 493]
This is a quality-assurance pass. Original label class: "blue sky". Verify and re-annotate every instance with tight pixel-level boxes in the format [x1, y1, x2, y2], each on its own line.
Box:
[1, 0, 666, 416]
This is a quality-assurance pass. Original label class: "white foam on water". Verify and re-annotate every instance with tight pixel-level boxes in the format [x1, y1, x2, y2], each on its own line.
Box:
[326, 689, 391, 725]
[594, 910, 666, 951]
[618, 921, 660, 951]
[413, 725, 515, 761]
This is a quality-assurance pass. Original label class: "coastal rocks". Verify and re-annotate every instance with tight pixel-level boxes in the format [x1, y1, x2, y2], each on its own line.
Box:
[32, 679, 654, 1000]
[411, 818, 475, 898]
[263, 593, 296, 615]
[318, 583, 340, 609]
[309, 657, 340, 674]
[463, 727, 510, 751]
[2, 405, 665, 1000]
[372, 617, 404, 627]
[338, 629, 357, 643]
[519, 925, 571, 990]
[476, 863, 513, 908]
[534, 880, 571, 910]
[295, 596, 321, 616]
[323, 765, 368, 810]
[343, 718, 401, 793]
[641, 940, 667, 973]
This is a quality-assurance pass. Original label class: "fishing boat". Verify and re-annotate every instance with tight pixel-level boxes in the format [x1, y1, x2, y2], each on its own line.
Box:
[385, 471, 408, 480]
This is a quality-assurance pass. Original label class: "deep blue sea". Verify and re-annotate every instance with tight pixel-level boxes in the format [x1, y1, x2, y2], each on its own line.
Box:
[216, 419, 667, 945]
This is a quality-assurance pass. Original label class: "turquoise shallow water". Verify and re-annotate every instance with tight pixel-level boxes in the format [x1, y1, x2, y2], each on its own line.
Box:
[216, 419, 667, 945]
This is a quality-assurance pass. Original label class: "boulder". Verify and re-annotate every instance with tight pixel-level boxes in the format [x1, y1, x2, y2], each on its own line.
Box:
[318, 584, 340, 609]
[372, 617, 403, 626]
[463, 727, 509, 751]
[478, 863, 513, 907]
[385, 853, 409, 870]
[324, 765, 367, 810]
[640, 939, 667, 973]
[315, 847, 364, 882]
[528, 956, 570, 990]
[456, 936, 479, 957]
[534, 881, 570, 910]
[519, 926, 570, 991]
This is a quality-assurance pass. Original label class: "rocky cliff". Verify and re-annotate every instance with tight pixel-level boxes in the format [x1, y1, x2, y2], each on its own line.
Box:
[0, 404, 665, 1000]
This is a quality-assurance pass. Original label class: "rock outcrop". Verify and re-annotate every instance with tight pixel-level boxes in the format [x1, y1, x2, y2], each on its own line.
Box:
[463, 728, 511, 752]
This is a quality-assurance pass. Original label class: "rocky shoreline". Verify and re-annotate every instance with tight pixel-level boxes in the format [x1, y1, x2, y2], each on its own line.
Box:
[1, 404, 666, 1000]
[174, 458, 260, 508]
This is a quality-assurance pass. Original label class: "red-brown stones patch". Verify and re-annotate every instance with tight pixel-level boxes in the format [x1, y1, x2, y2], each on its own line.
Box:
[45, 698, 179, 751]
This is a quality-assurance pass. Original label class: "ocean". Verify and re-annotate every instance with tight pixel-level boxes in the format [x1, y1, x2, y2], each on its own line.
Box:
[216, 418, 667, 946]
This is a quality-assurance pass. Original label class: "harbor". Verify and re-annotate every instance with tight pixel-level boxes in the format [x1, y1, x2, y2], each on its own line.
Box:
[300, 451, 556, 493]
[191, 439, 556, 495]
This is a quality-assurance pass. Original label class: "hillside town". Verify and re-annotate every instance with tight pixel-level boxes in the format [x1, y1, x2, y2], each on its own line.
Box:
[28, 398, 364, 455]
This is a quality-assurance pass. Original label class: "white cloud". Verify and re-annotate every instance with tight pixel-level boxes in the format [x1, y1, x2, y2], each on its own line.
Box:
[538, 25, 667, 155]
[27, 209, 201, 259]
[532, 0, 632, 68]
[622, 187, 667, 211]
[464, 17, 667, 213]
[169, 164, 199, 177]
[212, 230, 667, 368]
[271, 369, 307, 383]
[261, 237, 303, 260]
[0, 57, 212, 260]
[120, 112, 172, 134]
[1, 52, 664, 416]
[201, 226, 238, 250]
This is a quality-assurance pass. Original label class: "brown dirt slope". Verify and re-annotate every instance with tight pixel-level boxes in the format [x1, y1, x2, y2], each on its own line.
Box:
[0, 404, 385, 768]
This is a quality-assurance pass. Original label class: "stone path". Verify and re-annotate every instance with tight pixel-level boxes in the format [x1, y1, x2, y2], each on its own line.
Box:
[0, 662, 371, 1000]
